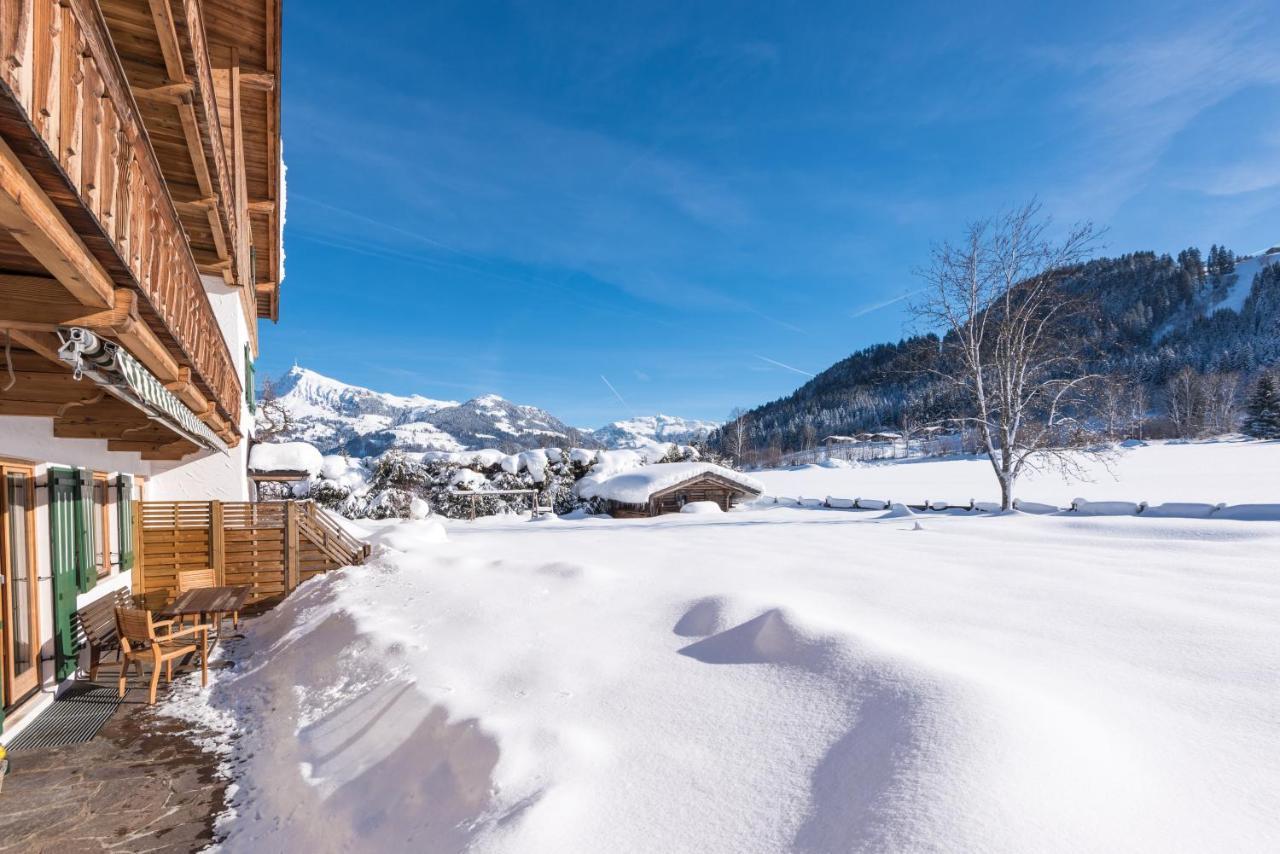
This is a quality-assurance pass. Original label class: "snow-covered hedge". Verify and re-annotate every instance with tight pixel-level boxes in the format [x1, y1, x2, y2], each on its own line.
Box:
[306, 441, 716, 520]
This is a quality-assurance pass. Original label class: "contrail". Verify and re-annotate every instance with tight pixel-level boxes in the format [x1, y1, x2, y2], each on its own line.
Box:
[600, 375, 636, 417]
[849, 290, 920, 319]
[755, 355, 815, 377]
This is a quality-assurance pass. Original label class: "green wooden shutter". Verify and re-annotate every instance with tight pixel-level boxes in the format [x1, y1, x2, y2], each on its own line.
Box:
[245, 344, 257, 414]
[48, 467, 83, 680]
[117, 474, 134, 571]
[76, 467, 96, 593]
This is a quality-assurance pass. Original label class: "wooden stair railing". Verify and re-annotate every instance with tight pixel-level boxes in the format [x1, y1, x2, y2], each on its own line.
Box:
[297, 502, 369, 567]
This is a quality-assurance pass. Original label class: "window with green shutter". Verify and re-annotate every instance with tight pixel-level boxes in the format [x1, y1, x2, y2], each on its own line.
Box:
[49, 467, 93, 679]
[245, 344, 257, 414]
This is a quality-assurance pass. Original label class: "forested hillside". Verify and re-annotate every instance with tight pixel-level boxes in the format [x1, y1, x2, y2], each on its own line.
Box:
[716, 246, 1280, 460]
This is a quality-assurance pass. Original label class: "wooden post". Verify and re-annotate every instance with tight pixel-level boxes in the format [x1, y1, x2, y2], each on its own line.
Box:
[210, 500, 225, 585]
[284, 501, 299, 594]
[133, 499, 146, 599]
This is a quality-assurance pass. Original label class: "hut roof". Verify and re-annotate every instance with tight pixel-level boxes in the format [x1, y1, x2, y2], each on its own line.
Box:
[248, 441, 324, 477]
[577, 462, 765, 505]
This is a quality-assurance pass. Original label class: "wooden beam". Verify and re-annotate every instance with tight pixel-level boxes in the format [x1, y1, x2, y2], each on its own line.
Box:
[9, 329, 69, 365]
[248, 199, 275, 214]
[241, 71, 275, 92]
[0, 137, 114, 308]
[0, 278, 180, 384]
[0, 274, 135, 329]
[130, 82, 194, 104]
[197, 259, 231, 275]
[174, 196, 217, 215]
[145, 0, 188, 83]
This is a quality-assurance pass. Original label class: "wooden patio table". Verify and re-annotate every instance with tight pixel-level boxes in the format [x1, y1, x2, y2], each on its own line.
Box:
[158, 585, 251, 642]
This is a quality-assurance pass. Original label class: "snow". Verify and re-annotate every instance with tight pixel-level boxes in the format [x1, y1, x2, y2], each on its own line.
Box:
[577, 461, 766, 504]
[319, 455, 369, 492]
[247, 441, 324, 476]
[679, 500, 723, 514]
[160, 503, 1280, 852]
[752, 439, 1280, 507]
[1207, 250, 1279, 315]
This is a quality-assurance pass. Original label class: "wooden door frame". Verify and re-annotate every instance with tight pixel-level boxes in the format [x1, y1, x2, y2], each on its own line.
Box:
[0, 463, 40, 708]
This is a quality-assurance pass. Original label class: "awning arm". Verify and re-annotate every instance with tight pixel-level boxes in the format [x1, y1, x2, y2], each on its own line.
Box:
[56, 327, 229, 455]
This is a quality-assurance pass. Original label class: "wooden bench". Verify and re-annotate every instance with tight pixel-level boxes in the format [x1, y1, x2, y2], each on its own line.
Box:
[74, 589, 139, 681]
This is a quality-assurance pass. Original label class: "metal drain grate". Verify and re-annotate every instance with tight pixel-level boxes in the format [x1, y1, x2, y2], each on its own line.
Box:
[5, 683, 120, 751]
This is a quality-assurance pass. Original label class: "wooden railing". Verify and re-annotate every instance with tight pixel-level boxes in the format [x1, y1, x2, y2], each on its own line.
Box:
[0, 0, 242, 422]
[134, 500, 369, 609]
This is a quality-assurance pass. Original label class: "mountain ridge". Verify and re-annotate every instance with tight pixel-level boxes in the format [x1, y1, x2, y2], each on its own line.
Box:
[261, 366, 717, 454]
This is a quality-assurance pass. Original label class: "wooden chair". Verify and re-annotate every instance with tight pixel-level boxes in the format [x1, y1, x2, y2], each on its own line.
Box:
[74, 589, 137, 681]
[115, 607, 210, 704]
[176, 568, 240, 632]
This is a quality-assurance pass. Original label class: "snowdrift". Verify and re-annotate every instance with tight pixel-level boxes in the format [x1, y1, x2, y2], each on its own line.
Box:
[161, 507, 1280, 852]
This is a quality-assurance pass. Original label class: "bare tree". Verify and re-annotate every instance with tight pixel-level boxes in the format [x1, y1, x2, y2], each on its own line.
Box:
[255, 378, 296, 441]
[1166, 366, 1204, 438]
[911, 201, 1103, 510]
[722, 407, 752, 468]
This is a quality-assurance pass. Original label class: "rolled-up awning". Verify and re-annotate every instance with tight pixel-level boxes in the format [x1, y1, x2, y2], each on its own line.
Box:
[56, 327, 228, 454]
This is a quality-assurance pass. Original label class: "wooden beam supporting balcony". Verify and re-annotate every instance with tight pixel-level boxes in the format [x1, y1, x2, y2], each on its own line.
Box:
[0, 138, 114, 308]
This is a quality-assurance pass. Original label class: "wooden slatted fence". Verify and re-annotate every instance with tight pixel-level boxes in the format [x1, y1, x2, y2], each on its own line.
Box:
[135, 500, 367, 609]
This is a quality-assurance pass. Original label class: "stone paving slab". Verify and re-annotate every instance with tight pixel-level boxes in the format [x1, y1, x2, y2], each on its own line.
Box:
[0, 668, 224, 853]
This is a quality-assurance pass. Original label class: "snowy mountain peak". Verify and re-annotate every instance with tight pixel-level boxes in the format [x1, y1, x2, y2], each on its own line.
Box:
[592, 414, 720, 448]
[262, 367, 711, 457]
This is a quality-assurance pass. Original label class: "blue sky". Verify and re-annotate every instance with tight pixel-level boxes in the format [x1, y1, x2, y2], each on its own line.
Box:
[265, 0, 1280, 426]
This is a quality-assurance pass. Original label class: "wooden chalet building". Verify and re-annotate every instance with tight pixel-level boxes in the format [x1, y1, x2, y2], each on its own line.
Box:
[0, 0, 282, 736]
[581, 462, 766, 518]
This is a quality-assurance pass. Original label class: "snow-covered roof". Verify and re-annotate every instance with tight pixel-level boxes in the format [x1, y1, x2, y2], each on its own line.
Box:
[248, 441, 324, 476]
[578, 462, 764, 504]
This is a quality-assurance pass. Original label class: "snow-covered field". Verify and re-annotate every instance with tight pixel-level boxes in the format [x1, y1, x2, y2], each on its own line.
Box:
[165, 483, 1280, 852]
[754, 439, 1280, 507]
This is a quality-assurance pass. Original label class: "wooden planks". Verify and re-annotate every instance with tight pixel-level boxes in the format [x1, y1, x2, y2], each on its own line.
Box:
[136, 500, 365, 609]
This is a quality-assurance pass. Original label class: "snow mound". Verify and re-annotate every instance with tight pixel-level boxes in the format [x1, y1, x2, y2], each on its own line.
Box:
[882, 502, 915, 519]
[826, 496, 857, 509]
[370, 518, 449, 551]
[680, 501, 723, 514]
[248, 441, 324, 476]
[1073, 499, 1142, 516]
[1213, 503, 1280, 521]
[1142, 502, 1221, 519]
[678, 609, 834, 668]
[673, 597, 728, 637]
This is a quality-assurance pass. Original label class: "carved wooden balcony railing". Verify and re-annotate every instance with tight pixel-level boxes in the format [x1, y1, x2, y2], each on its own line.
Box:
[0, 0, 242, 425]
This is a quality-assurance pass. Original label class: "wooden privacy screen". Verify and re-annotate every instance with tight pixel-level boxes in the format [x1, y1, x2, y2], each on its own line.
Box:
[135, 501, 368, 608]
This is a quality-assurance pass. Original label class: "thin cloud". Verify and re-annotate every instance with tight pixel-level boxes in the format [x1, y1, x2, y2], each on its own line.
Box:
[754, 355, 815, 377]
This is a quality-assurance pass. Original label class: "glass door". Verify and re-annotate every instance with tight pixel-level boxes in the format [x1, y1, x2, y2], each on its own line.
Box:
[1, 466, 39, 705]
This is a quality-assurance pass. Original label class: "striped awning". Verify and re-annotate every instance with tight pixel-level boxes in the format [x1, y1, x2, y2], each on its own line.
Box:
[57, 328, 228, 454]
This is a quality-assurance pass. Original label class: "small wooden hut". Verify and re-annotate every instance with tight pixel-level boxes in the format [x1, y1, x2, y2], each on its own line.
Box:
[581, 462, 765, 518]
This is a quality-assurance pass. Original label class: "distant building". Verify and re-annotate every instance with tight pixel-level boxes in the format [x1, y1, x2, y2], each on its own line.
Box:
[580, 462, 765, 518]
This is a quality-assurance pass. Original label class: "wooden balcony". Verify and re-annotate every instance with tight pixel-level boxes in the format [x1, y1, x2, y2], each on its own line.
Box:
[0, 0, 243, 428]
